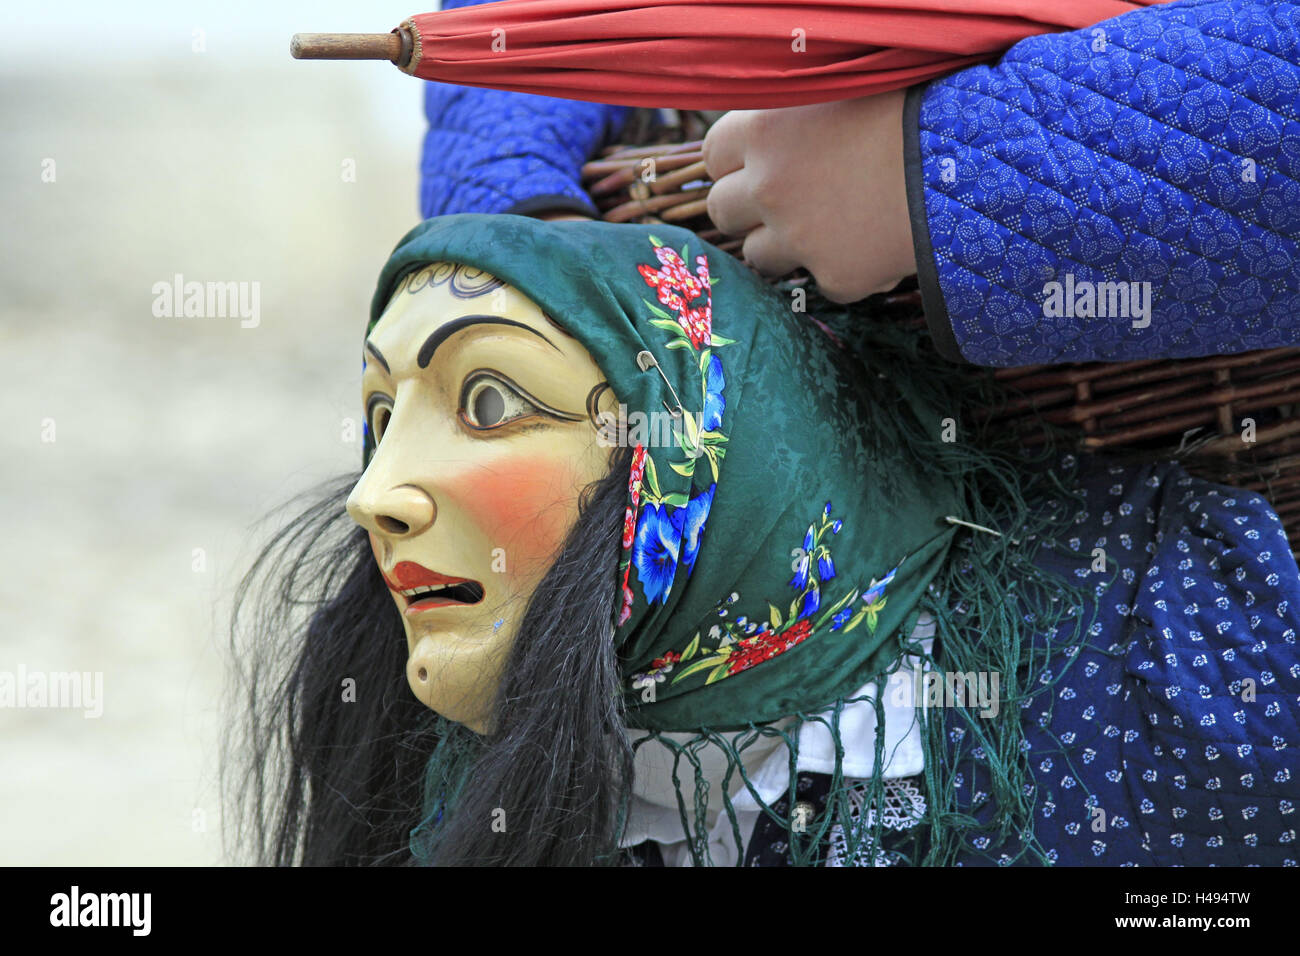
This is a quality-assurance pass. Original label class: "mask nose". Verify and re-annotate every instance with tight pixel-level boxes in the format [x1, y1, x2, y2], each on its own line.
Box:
[346, 479, 436, 538]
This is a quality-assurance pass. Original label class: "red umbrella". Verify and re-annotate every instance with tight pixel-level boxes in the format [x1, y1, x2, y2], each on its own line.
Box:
[292, 0, 1160, 109]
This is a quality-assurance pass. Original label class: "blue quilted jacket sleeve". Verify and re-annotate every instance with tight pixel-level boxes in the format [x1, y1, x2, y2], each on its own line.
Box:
[420, 0, 634, 219]
[904, 0, 1300, 366]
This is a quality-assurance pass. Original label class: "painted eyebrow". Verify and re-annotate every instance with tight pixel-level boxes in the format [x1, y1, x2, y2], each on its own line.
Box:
[415, 315, 560, 369]
[364, 341, 390, 374]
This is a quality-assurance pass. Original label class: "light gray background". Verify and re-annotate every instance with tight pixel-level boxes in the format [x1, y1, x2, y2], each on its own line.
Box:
[2, 0, 432, 864]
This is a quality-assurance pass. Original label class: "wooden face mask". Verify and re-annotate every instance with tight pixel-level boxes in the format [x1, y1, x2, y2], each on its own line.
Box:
[346, 262, 619, 732]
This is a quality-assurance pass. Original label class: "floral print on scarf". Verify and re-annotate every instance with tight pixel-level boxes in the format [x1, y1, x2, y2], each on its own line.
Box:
[618, 236, 731, 625]
[645, 503, 902, 689]
[620, 236, 904, 690]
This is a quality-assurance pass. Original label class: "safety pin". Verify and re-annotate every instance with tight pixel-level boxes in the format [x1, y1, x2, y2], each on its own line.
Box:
[944, 515, 1021, 547]
[636, 349, 684, 418]
[944, 515, 1002, 537]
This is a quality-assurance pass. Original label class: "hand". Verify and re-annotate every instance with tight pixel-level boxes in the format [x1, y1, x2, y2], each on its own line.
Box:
[702, 90, 917, 303]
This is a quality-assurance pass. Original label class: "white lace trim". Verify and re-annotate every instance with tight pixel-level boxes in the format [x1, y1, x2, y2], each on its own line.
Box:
[826, 777, 927, 867]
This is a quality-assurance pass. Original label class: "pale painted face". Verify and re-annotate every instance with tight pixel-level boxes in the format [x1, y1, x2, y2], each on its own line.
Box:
[346, 263, 618, 733]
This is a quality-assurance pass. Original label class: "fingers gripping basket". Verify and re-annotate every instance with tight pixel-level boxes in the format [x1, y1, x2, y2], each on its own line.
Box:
[581, 111, 1300, 560]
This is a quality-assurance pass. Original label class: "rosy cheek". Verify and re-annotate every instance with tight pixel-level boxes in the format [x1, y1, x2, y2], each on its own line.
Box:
[446, 456, 585, 579]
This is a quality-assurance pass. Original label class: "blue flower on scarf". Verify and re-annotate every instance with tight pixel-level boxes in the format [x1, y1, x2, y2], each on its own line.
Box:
[702, 354, 726, 432]
[633, 503, 685, 604]
[862, 565, 899, 606]
[681, 483, 716, 576]
[798, 585, 821, 620]
[818, 551, 836, 581]
[830, 607, 853, 631]
[789, 551, 810, 590]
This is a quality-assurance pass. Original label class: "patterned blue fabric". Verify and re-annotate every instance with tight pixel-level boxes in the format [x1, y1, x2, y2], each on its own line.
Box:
[912, 0, 1300, 366]
[946, 455, 1300, 865]
[419, 0, 633, 218]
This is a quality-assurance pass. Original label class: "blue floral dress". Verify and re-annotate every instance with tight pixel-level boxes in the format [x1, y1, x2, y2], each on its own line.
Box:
[943, 455, 1300, 866]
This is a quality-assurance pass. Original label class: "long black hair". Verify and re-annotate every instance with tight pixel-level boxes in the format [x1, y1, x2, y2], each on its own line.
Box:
[223, 444, 635, 866]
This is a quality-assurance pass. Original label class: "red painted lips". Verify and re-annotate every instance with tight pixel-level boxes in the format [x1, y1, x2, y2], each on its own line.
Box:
[383, 561, 471, 591]
[382, 561, 485, 612]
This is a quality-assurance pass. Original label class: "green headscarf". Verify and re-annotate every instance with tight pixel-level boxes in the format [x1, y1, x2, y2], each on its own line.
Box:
[367, 213, 964, 731]
[367, 213, 1092, 865]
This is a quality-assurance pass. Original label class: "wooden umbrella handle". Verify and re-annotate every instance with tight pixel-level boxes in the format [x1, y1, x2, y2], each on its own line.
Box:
[290, 28, 414, 67]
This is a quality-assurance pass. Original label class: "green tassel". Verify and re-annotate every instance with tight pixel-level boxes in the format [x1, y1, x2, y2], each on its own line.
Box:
[409, 717, 485, 864]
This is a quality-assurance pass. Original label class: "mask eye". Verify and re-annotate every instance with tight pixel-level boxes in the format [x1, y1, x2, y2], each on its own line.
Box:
[461, 372, 540, 429]
[366, 394, 393, 445]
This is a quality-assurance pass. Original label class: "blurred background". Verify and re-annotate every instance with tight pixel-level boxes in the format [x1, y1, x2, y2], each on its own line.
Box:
[1, 0, 430, 864]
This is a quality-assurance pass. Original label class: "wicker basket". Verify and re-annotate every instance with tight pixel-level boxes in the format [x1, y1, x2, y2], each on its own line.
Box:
[581, 117, 1300, 559]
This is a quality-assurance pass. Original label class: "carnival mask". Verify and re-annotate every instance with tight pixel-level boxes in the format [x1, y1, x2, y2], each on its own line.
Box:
[346, 262, 619, 732]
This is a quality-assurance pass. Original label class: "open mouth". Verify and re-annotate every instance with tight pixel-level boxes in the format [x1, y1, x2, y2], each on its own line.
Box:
[400, 581, 485, 609]
[383, 561, 485, 614]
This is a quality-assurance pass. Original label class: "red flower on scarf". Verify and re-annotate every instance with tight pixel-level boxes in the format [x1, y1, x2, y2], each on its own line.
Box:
[618, 443, 650, 624]
[629, 443, 648, 489]
[726, 618, 814, 675]
[638, 246, 713, 348]
[622, 506, 637, 550]
[638, 264, 687, 313]
[619, 567, 635, 626]
[678, 304, 711, 349]
[650, 650, 681, 672]
[622, 444, 649, 549]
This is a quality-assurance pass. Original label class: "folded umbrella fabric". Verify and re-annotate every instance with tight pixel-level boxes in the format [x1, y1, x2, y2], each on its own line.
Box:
[398, 0, 1161, 108]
